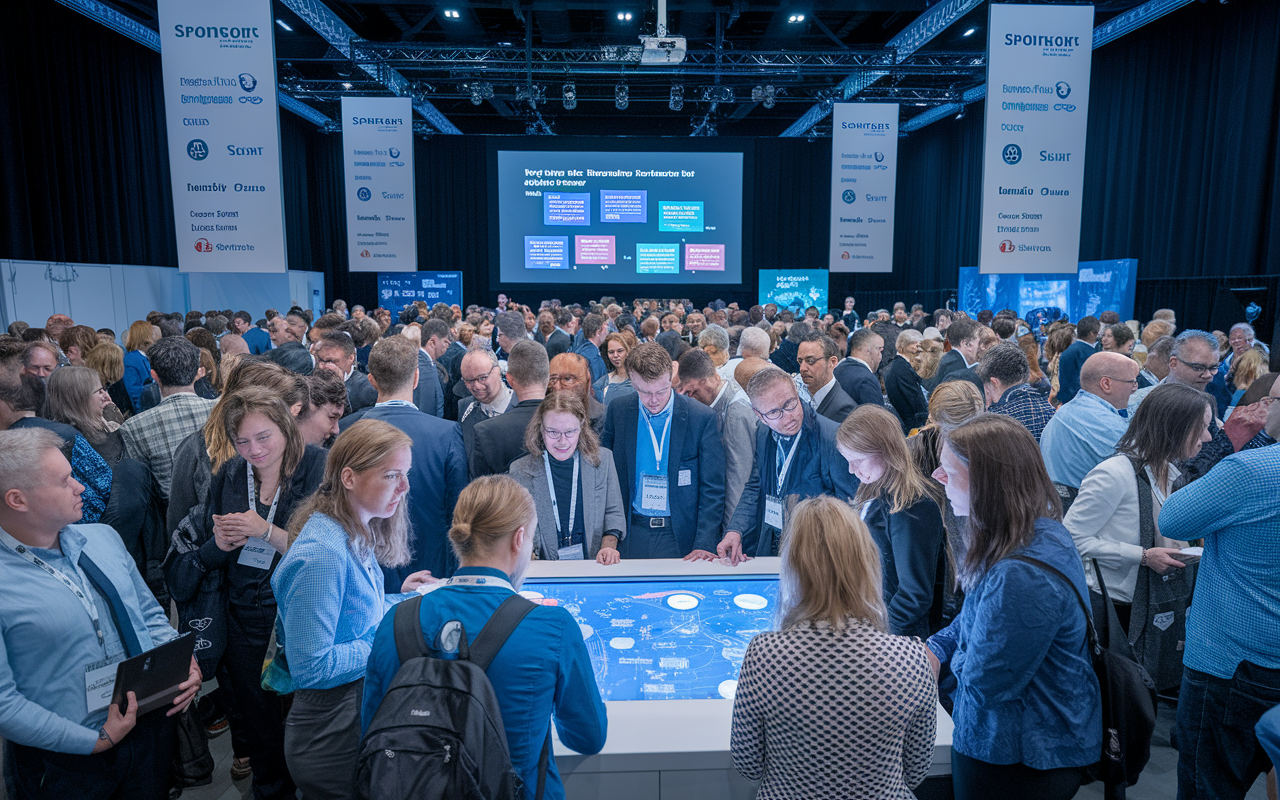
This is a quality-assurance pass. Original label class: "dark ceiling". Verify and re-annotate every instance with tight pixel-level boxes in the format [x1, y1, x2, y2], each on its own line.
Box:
[104, 0, 1147, 137]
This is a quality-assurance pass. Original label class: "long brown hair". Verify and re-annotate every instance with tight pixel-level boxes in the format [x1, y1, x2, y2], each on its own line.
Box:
[286, 419, 412, 567]
[777, 495, 887, 632]
[838, 404, 940, 513]
[1115, 383, 1211, 492]
[943, 413, 1062, 591]
[219, 386, 305, 486]
[522, 392, 601, 467]
[204, 360, 307, 473]
[45, 366, 110, 441]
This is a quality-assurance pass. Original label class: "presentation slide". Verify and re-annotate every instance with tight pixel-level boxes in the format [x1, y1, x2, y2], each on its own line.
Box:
[496, 151, 744, 285]
[520, 576, 777, 701]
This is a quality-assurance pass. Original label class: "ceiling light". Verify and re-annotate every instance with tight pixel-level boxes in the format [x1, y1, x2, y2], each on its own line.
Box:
[762, 84, 776, 109]
[470, 83, 484, 105]
[788, 14, 804, 23]
[963, 28, 976, 36]
[617, 11, 632, 21]
[669, 84, 684, 111]
[615, 82, 629, 110]
[563, 82, 577, 110]
[342, 82, 352, 89]
[955, 105, 966, 119]
[444, 10, 460, 19]
[751, 85, 764, 103]
[275, 19, 293, 32]
[626, 12, 632, 20]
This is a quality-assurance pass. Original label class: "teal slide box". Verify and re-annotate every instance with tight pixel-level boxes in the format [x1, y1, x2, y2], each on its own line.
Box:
[658, 201, 704, 232]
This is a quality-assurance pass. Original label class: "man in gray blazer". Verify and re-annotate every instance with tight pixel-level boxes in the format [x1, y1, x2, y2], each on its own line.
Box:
[676, 348, 756, 533]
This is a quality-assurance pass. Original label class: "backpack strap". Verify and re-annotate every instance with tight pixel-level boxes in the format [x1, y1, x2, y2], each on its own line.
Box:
[393, 594, 429, 665]
[1009, 555, 1101, 657]
[467, 594, 538, 672]
[534, 730, 552, 800]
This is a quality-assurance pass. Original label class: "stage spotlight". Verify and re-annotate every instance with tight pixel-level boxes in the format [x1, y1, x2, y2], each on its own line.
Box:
[669, 84, 684, 111]
[615, 82, 629, 110]
[444, 10, 460, 19]
[341, 82, 352, 90]
[788, 14, 804, 23]
[762, 85, 776, 109]
[563, 82, 577, 110]
[751, 85, 763, 103]
[275, 19, 293, 32]
[617, 11, 632, 21]
[470, 83, 484, 105]
[481, 83, 494, 100]
[963, 28, 976, 37]
[955, 105, 966, 120]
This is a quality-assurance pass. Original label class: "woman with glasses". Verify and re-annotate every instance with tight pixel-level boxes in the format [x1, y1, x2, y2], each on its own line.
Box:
[509, 393, 626, 563]
[44, 366, 126, 465]
[549, 352, 606, 435]
[594, 331, 637, 406]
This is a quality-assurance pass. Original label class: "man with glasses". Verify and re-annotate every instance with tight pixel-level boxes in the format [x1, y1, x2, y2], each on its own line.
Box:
[314, 331, 376, 416]
[1040, 352, 1139, 490]
[707, 367, 859, 565]
[456, 348, 513, 455]
[470, 340, 549, 478]
[798, 331, 856, 423]
[601, 342, 725, 560]
[835, 327, 886, 406]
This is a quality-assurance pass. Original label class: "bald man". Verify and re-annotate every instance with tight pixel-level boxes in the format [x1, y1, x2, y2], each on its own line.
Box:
[1039, 352, 1138, 489]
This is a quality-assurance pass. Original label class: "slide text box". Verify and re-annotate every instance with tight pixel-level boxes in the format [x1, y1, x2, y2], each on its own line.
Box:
[575, 236, 616, 264]
[525, 236, 570, 269]
[600, 190, 647, 223]
[636, 243, 679, 274]
[684, 244, 725, 272]
[544, 193, 590, 226]
[658, 201, 704, 232]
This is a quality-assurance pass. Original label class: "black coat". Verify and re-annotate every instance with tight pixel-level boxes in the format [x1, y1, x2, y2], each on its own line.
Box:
[344, 369, 378, 415]
[864, 494, 947, 639]
[833, 358, 883, 407]
[769, 338, 800, 374]
[265, 341, 313, 375]
[545, 329, 572, 359]
[884, 355, 929, 434]
[814, 381, 857, 424]
[469, 398, 542, 478]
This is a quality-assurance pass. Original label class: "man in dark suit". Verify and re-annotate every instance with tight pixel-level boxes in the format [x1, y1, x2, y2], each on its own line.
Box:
[711, 367, 859, 562]
[544, 308, 573, 359]
[769, 321, 807, 374]
[926, 317, 985, 397]
[602, 342, 725, 560]
[313, 331, 377, 415]
[356, 336, 467, 586]
[457, 347, 515, 456]
[468, 340, 548, 477]
[834, 328, 884, 406]
[412, 319, 449, 417]
[1056, 315, 1102, 404]
[884, 337, 929, 434]
[798, 331, 855, 424]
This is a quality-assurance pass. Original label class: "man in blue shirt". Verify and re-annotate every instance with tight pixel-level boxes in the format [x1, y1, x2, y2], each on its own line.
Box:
[232, 310, 271, 355]
[1162, 376, 1280, 800]
[1055, 315, 1101, 404]
[575, 313, 609, 384]
[0, 428, 200, 799]
[602, 342, 725, 559]
[1039, 352, 1137, 488]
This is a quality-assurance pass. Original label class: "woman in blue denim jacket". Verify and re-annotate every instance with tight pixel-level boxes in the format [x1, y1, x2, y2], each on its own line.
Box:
[927, 413, 1101, 800]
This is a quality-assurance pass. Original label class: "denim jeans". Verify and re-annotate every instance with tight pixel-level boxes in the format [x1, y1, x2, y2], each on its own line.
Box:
[224, 603, 295, 800]
[11, 712, 176, 800]
[1176, 661, 1280, 800]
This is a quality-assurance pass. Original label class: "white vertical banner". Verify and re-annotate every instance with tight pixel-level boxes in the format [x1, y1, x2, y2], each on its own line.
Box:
[829, 103, 899, 273]
[979, 4, 1093, 274]
[342, 97, 417, 273]
[157, 0, 287, 272]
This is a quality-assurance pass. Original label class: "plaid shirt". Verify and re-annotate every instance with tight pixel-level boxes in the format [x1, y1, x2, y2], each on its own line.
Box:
[989, 383, 1056, 444]
[120, 392, 216, 500]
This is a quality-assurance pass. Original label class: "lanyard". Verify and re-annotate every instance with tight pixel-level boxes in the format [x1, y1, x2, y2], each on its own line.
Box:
[375, 399, 417, 409]
[247, 464, 282, 527]
[446, 574, 515, 592]
[543, 452, 579, 544]
[0, 528, 108, 655]
[775, 429, 803, 493]
[643, 408, 673, 468]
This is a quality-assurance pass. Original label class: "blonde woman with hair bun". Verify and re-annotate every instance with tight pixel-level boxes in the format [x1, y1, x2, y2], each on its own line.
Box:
[731, 495, 938, 799]
[361, 474, 608, 800]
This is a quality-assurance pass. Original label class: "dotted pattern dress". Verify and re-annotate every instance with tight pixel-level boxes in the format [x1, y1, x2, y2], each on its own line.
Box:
[730, 618, 938, 799]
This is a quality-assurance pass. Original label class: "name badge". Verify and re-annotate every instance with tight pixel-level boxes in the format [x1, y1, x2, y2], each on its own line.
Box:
[764, 495, 784, 530]
[640, 473, 668, 512]
[85, 659, 117, 714]
[237, 540, 275, 570]
[557, 543, 586, 561]
[678, 469, 692, 487]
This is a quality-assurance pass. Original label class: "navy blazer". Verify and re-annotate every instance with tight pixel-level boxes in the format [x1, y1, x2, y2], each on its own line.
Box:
[814, 381, 856, 424]
[1055, 340, 1095, 405]
[864, 494, 947, 639]
[545, 330, 572, 359]
[601, 392, 726, 555]
[344, 370, 378, 415]
[357, 404, 468, 587]
[414, 350, 444, 417]
[884, 355, 929, 433]
[926, 350, 985, 397]
[833, 358, 883, 406]
[729, 404, 860, 557]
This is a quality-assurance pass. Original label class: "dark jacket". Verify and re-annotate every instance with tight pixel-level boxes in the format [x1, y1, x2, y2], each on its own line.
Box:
[927, 350, 984, 397]
[885, 355, 929, 433]
[357, 404, 468, 587]
[469, 398, 542, 478]
[1055, 340, 1096, 404]
[769, 338, 800, 374]
[576, 340, 609, 384]
[864, 494, 947, 639]
[814, 381, 856, 424]
[545, 329, 572, 359]
[414, 350, 444, 417]
[833, 358, 883, 407]
[729, 404, 859, 557]
[344, 369, 378, 415]
[100, 456, 167, 606]
[602, 392, 726, 556]
[265, 341, 313, 375]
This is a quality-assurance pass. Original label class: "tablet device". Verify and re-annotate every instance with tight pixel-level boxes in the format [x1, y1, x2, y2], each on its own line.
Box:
[111, 633, 196, 716]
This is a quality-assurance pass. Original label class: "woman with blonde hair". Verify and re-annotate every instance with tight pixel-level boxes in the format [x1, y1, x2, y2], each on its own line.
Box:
[594, 330, 637, 405]
[837, 404, 947, 638]
[44, 365, 124, 463]
[914, 338, 944, 381]
[85, 341, 131, 421]
[122, 319, 157, 412]
[272, 420, 433, 800]
[1225, 347, 1267, 417]
[509, 392, 627, 563]
[361, 474, 608, 800]
[731, 495, 938, 799]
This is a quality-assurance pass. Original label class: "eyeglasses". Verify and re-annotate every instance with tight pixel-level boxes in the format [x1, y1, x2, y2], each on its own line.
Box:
[797, 357, 830, 368]
[548, 374, 581, 386]
[753, 397, 800, 421]
[1177, 360, 1219, 374]
[1103, 376, 1139, 385]
[461, 364, 497, 386]
[543, 427, 580, 440]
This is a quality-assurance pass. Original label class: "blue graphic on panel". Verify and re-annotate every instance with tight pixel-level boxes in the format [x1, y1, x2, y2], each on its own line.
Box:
[520, 577, 778, 701]
[759, 269, 829, 315]
[378, 272, 463, 308]
[958, 259, 1138, 326]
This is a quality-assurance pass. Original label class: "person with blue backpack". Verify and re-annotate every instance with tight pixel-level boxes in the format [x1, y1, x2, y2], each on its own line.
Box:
[361, 473, 608, 800]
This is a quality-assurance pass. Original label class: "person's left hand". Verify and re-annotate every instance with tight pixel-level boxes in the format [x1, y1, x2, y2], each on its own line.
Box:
[212, 509, 268, 539]
[596, 547, 621, 566]
[168, 657, 202, 716]
[683, 549, 718, 562]
[401, 571, 437, 592]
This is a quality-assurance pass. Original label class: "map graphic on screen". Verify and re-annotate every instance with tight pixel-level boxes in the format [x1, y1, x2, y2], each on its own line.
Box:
[520, 577, 777, 702]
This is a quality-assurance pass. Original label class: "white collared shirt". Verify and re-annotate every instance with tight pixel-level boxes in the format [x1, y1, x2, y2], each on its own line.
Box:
[482, 384, 514, 416]
[810, 377, 837, 407]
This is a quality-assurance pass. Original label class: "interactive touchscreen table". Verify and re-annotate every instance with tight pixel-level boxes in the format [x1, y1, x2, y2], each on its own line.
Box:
[524, 558, 953, 800]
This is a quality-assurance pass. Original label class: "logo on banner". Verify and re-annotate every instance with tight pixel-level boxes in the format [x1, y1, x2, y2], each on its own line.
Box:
[1055, 81, 1071, 99]
[187, 139, 209, 160]
[999, 240, 1016, 253]
[841, 190, 857, 204]
[389, 147, 400, 159]
[194, 238, 213, 252]
[874, 152, 885, 163]
[239, 96, 263, 104]
[357, 187, 372, 201]
[1002, 144, 1022, 165]
[841, 251, 850, 259]
[239, 73, 257, 92]
[360, 250, 371, 258]
[1054, 104, 1077, 112]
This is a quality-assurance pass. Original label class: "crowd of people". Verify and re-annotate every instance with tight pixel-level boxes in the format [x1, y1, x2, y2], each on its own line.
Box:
[0, 293, 1276, 800]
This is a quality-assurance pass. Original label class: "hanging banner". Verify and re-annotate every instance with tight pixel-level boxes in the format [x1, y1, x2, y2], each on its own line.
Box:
[979, 3, 1094, 274]
[379, 271, 463, 309]
[157, 0, 287, 273]
[342, 97, 417, 272]
[829, 103, 898, 274]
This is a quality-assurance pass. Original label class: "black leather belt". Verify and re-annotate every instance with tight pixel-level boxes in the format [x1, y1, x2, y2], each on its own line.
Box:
[631, 513, 669, 528]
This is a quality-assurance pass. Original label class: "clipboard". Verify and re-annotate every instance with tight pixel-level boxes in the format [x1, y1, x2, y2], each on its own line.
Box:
[110, 633, 196, 716]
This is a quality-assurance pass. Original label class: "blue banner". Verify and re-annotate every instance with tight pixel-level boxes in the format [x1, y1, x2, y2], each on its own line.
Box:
[379, 271, 463, 309]
[758, 270, 829, 315]
[959, 259, 1138, 326]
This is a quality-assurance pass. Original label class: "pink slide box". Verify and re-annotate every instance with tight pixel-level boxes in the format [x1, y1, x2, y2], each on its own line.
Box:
[575, 235, 616, 264]
[684, 243, 726, 271]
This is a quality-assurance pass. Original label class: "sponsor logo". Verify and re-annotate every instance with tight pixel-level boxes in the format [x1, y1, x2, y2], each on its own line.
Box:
[1002, 144, 1022, 165]
[187, 139, 209, 160]
[410, 709, 431, 717]
[226, 145, 264, 156]
[234, 184, 266, 192]
[999, 186, 1034, 196]
[239, 73, 257, 92]
[182, 95, 231, 105]
[382, 192, 405, 200]
[841, 251, 850, 259]
[173, 25, 261, 39]
[389, 147, 400, 159]
[1001, 123, 1025, 132]
[182, 118, 210, 126]
[873, 151, 885, 163]
[999, 240, 1015, 253]
[360, 250, 371, 258]
[839, 122, 890, 130]
[1053, 103, 1077, 112]
[841, 190, 857, 204]
[357, 187, 372, 202]
[1055, 81, 1071, 99]
[239, 96, 263, 104]
[179, 77, 235, 87]
[194, 238, 213, 252]
[1003, 34, 1081, 48]
[350, 117, 405, 126]
[1040, 151, 1071, 162]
